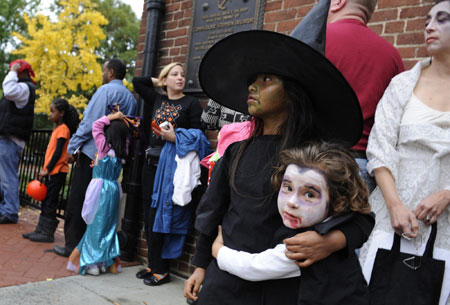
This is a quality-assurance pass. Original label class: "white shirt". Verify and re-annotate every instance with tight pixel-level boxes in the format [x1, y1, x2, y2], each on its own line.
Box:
[217, 243, 301, 281]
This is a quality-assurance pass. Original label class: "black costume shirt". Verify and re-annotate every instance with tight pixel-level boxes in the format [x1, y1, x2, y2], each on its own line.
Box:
[193, 136, 375, 305]
[132, 76, 203, 148]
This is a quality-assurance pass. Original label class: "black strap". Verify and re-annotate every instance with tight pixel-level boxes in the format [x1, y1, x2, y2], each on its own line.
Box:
[391, 222, 437, 258]
[423, 222, 438, 257]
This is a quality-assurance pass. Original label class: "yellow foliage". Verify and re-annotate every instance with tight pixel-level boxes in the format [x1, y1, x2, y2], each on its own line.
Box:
[122, 79, 134, 92]
[12, 0, 108, 114]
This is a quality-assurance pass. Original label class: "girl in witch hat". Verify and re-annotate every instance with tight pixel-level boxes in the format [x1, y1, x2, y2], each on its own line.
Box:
[184, 0, 374, 304]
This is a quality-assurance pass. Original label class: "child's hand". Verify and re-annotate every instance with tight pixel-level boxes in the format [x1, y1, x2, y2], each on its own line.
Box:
[38, 169, 48, 180]
[212, 225, 224, 258]
[107, 111, 125, 121]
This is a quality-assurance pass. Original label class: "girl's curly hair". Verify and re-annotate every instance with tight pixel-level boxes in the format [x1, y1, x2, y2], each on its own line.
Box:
[271, 142, 371, 216]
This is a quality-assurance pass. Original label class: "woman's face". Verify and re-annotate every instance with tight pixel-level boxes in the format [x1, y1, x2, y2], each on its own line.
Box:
[247, 74, 288, 119]
[277, 164, 329, 229]
[425, 1, 450, 55]
[163, 65, 185, 92]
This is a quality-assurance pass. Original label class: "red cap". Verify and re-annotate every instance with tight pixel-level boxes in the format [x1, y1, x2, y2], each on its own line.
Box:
[9, 59, 35, 78]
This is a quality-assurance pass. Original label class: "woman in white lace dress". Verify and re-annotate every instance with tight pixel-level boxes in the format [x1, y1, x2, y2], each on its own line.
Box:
[360, 1, 450, 304]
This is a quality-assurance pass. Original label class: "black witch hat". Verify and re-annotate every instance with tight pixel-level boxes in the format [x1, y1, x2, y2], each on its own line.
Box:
[198, 0, 363, 146]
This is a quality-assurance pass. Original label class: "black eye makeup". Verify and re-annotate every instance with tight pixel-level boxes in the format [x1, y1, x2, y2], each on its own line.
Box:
[437, 12, 450, 24]
[426, 11, 450, 26]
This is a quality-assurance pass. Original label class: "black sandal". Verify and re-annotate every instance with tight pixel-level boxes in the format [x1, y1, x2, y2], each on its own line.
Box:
[136, 268, 152, 279]
[143, 273, 171, 286]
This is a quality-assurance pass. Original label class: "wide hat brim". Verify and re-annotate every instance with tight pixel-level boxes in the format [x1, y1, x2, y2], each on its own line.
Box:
[199, 30, 363, 147]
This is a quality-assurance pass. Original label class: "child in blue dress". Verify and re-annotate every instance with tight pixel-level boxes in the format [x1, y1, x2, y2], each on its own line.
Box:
[67, 111, 129, 275]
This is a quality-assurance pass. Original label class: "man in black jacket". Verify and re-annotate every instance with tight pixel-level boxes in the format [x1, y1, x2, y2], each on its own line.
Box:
[0, 60, 36, 224]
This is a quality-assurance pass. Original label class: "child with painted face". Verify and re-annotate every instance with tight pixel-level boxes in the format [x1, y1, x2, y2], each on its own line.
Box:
[184, 1, 376, 304]
[212, 142, 372, 305]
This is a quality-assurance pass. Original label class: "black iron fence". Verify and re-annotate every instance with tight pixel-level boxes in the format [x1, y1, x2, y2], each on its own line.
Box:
[18, 130, 73, 218]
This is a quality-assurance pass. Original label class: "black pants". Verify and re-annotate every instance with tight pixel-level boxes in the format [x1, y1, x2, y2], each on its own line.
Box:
[64, 153, 92, 252]
[41, 172, 67, 220]
[142, 157, 169, 274]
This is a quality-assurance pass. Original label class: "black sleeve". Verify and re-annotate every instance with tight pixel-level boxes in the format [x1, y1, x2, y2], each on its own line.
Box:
[46, 138, 67, 172]
[132, 76, 158, 106]
[339, 212, 375, 256]
[194, 153, 231, 236]
[192, 233, 215, 268]
[188, 96, 204, 130]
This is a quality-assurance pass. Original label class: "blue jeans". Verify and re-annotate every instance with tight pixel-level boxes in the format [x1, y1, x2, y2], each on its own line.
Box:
[0, 137, 24, 222]
[355, 158, 376, 194]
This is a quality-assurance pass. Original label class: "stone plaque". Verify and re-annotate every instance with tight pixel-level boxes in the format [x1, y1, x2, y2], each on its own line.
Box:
[185, 0, 265, 92]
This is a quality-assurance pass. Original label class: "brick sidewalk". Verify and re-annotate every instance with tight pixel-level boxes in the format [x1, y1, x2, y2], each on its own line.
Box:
[0, 206, 139, 287]
[0, 207, 74, 287]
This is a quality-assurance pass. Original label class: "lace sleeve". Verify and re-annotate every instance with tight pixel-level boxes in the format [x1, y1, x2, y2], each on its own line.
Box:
[366, 79, 406, 181]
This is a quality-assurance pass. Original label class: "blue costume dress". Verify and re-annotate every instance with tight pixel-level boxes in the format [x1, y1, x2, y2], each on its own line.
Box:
[68, 154, 122, 275]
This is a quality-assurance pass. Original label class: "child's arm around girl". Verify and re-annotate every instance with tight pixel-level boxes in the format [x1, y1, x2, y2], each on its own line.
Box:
[212, 226, 300, 281]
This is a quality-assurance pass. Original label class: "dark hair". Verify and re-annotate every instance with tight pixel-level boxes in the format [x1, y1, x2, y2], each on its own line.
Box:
[271, 142, 371, 216]
[106, 58, 127, 80]
[435, 0, 449, 4]
[51, 98, 80, 136]
[230, 76, 321, 194]
[104, 120, 129, 160]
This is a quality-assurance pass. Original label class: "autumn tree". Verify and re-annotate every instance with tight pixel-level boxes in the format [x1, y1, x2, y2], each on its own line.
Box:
[12, 0, 108, 113]
[93, 0, 140, 79]
[49, 0, 139, 81]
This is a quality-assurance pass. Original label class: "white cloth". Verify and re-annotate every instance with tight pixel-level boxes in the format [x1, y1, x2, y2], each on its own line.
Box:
[172, 151, 201, 206]
[1, 71, 32, 148]
[362, 59, 450, 305]
[217, 244, 301, 281]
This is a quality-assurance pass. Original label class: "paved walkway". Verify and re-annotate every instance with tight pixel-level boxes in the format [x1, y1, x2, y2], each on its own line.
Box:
[0, 207, 187, 304]
[0, 265, 186, 305]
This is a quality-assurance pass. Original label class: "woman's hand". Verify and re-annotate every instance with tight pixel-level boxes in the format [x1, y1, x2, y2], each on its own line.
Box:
[413, 190, 450, 224]
[184, 267, 205, 301]
[387, 202, 419, 238]
[212, 226, 224, 258]
[151, 77, 162, 87]
[284, 230, 345, 268]
[373, 167, 418, 238]
[159, 122, 176, 142]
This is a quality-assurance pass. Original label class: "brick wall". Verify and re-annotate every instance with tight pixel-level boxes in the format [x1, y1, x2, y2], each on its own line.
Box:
[133, 0, 435, 277]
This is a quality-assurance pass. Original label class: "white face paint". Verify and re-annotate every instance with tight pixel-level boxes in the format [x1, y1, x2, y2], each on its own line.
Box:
[277, 164, 329, 229]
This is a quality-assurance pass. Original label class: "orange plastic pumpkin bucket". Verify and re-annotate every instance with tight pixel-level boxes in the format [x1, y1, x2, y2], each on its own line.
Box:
[26, 180, 47, 201]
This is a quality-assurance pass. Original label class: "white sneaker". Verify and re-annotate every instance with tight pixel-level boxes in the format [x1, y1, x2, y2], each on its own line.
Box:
[99, 265, 107, 273]
[86, 265, 100, 276]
